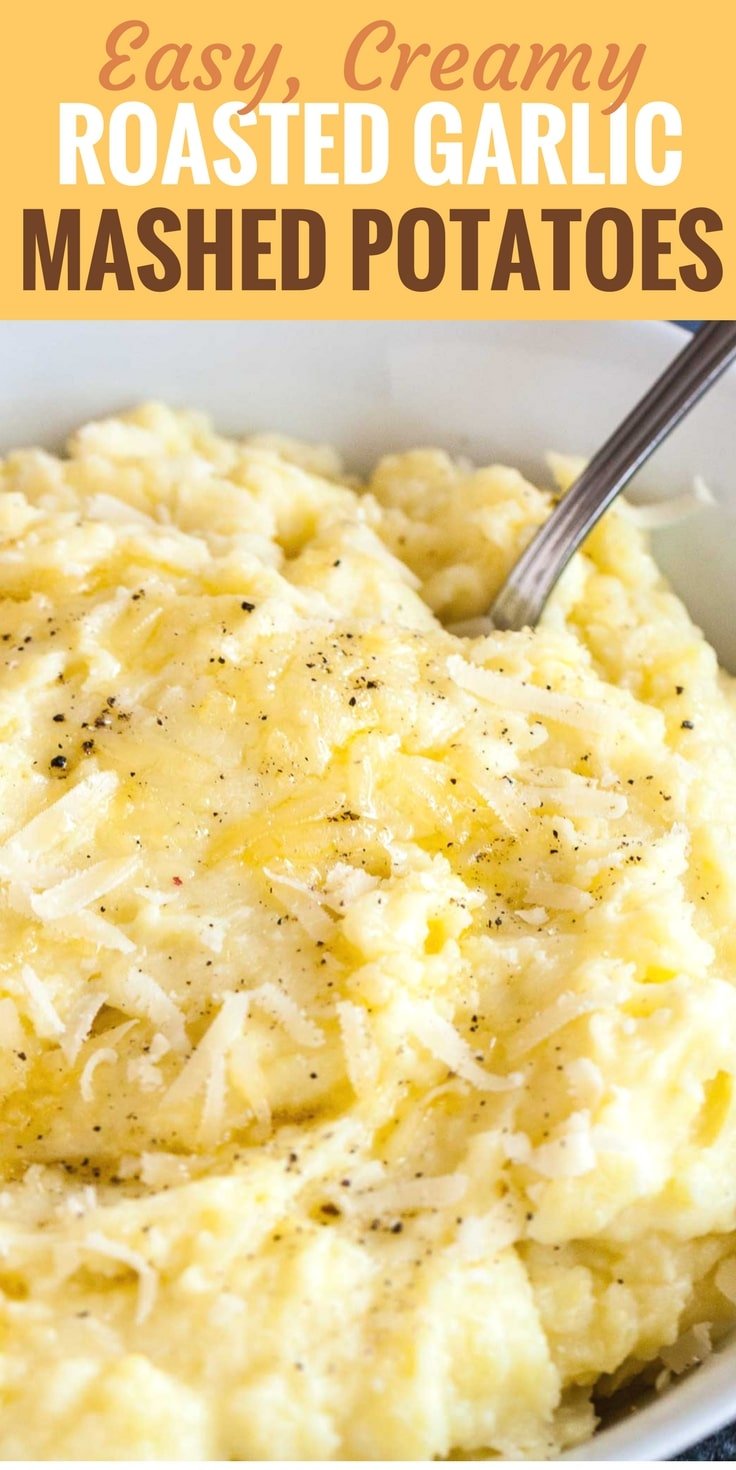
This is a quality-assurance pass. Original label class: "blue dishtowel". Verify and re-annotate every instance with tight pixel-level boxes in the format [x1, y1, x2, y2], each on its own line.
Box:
[677, 1423, 736, 1460]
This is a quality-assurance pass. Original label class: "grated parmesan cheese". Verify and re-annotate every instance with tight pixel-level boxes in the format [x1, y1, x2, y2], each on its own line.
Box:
[79, 1047, 119, 1103]
[164, 992, 249, 1112]
[228, 1032, 272, 1131]
[15, 964, 64, 1040]
[454, 1206, 520, 1261]
[0, 772, 119, 879]
[505, 988, 621, 1060]
[525, 878, 594, 914]
[324, 863, 380, 909]
[530, 1112, 598, 1179]
[112, 967, 188, 1054]
[249, 983, 325, 1049]
[60, 992, 107, 1065]
[54, 909, 136, 953]
[78, 1020, 138, 1101]
[31, 856, 139, 922]
[263, 867, 335, 943]
[447, 654, 615, 734]
[515, 906, 549, 926]
[517, 770, 628, 820]
[336, 1000, 380, 1094]
[83, 1231, 158, 1325]
[408, 1000, 522, 1092]
[355, 1173, 468, 1216]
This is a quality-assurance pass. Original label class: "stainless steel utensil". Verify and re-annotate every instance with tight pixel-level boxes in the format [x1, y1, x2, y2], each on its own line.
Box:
[489, 321, 736, 632]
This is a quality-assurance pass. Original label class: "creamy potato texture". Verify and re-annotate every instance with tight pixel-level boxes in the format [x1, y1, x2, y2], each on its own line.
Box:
[0, 405, 735, 1459]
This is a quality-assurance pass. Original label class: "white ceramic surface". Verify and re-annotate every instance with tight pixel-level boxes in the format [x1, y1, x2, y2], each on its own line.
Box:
[0, 318, 734, 1460]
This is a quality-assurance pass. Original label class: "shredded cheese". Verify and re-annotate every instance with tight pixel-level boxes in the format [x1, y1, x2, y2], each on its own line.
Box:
[113, 967, 188, 1054]
[54, 910, 136, 953]
[408, 1000, 522, 1092]
[525, 878, 594, 914]
[337, 1000, 380, 1094]
[506, 988, 621, 1060]
[530, 1112, 598, 1179]
[83, 1231, 158, 1325]
[0, 772, 119, 879]
[263, 867, 335, 943]
[79, 1047, 119, 1103]
[16, 964, 64, 1040]
[165, 992, 249, 1110]
[355, 1173, 468, 1216]
[78, 1020, 138, 1101]
[249, 983, 325, 1049]
[60, 992, 107, 1065]
[31, 856, 139, 921]
[447, 655, 615, 734]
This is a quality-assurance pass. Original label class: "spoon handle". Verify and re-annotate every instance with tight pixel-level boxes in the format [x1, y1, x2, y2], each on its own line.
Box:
[490, 321, 736, 632]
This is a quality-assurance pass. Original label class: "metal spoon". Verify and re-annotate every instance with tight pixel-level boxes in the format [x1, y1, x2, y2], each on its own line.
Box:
[489, 322, 736, 633]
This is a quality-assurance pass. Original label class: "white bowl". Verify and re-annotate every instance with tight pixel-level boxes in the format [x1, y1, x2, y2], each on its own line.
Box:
[1, 318, 734, 1460]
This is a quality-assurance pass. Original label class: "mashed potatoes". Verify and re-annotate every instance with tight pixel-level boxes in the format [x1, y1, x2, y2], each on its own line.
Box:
[0, 404, 734, 1459]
